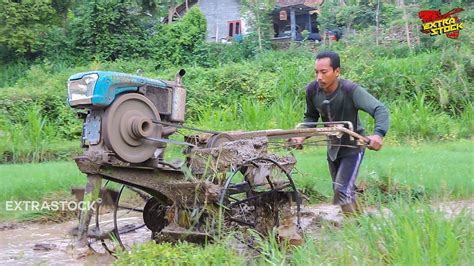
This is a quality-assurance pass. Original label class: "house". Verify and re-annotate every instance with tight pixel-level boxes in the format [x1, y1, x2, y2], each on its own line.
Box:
[272, 0, 324, 41]
[166, 0, 324, 42]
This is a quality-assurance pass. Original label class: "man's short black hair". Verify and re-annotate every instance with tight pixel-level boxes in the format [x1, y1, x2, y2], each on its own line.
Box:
[316, 51, 340, 70]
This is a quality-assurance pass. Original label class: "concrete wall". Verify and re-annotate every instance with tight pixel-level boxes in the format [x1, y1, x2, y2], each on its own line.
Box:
[198, 0, 245, 42]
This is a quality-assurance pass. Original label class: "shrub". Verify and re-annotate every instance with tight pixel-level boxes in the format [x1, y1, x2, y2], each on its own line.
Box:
[150, 7, 207, 69]
[68, 0, 150, 61]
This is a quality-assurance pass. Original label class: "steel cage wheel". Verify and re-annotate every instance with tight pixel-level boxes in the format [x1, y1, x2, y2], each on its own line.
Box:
[218, 157, 301, 235]
[88, 181, 150, 255]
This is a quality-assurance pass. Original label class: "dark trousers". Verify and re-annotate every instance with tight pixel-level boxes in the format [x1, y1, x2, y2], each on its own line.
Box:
[327, 150, 365, 206]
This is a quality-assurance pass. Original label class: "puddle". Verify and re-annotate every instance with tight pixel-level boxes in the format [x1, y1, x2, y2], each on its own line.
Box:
[0, 211, 152, 265]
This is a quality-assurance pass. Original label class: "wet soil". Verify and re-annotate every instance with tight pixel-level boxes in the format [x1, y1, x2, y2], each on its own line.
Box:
[1, 198, 472, 265]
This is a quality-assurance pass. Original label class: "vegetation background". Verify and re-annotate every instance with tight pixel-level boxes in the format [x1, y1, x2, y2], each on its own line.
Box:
[0, 0, 472, 264]
[0, 0, 472, 163]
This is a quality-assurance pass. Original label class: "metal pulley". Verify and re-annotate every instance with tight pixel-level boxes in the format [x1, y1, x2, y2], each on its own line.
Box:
[103, 93, 162, 163]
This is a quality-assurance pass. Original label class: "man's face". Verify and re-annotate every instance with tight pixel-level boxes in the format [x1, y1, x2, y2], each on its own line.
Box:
[315, 58, 340, 90]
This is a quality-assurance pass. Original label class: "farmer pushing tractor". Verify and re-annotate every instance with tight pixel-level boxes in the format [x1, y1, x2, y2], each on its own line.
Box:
[289, 51, 390, 215]
[67, 51, 387, 253]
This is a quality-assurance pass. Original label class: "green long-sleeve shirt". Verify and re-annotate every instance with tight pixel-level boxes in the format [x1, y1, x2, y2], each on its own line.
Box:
[303, 79, 389, 160]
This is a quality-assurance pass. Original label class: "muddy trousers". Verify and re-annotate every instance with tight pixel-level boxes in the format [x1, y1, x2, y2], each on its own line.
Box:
[327, 150, 365, 207]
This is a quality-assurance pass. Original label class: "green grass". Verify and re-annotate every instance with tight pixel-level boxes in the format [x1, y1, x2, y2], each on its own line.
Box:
[0, 161, 86, 221]
[115, 241, 245, 265]
[289, 201, 473, 265]
[293, 139, 474, 201]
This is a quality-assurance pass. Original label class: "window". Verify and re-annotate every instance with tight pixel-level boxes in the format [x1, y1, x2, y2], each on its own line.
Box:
[227, 20, 241, 38]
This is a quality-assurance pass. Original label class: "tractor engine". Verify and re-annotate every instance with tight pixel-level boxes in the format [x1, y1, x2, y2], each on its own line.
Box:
[67, 70, 186, 165]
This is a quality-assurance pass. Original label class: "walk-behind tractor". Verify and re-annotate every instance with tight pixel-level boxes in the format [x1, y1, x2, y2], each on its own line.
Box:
[67, 70, 369, 253]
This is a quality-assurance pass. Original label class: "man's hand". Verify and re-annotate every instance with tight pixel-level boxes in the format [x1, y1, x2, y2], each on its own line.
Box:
[287, 137, 306, 150]
[367, 135, 383, 151]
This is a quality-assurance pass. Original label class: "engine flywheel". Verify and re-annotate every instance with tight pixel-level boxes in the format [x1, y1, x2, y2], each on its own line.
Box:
[103, 93, 161, 163]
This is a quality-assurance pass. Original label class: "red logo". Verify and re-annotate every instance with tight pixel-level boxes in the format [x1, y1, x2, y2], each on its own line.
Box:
[418, 8, 464, 39]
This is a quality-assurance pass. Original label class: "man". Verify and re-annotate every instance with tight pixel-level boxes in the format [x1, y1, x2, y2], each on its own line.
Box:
[290, 51, 389, 215]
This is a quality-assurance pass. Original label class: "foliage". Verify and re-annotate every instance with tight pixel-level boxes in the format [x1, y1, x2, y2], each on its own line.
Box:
[318, 0, 377, 34]
[0, 103, 81, 163]
[0, 33, 472, 163]
[240, 0, 276, 51]
[68, 0, 150, 61]
[115, 241, 245, 265]
[0, 61, 30, 88]
[0, 45, 472, 159]
[150, 6, 207, 69]
[336, 0, 375, 32]
[191, 42, 256, 67]
[0, 0, 57, 60]
[290, 202, 473, 265]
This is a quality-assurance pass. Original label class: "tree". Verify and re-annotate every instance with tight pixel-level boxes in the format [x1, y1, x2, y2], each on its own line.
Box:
[241, 0, 276, 52]
[51, 0, 74, 26]
[149, 6, 207, 67]
[69, 0, 149, 61]
[0, 0, 56, 59]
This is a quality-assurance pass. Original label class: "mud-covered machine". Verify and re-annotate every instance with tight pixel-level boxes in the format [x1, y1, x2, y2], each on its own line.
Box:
[67, 70, 368, 252]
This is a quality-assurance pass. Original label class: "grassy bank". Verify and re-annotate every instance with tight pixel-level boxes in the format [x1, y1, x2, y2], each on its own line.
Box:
[0, 161, 85, 221]
[294, 139, 474, 201]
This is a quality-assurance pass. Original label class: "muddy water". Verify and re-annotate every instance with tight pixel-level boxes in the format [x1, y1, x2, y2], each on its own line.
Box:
[0, 212, 153, 265]
[0, 220, 111, 265]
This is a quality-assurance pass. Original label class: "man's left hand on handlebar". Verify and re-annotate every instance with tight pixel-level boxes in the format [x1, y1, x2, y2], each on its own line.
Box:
[366, 135, 383, 151]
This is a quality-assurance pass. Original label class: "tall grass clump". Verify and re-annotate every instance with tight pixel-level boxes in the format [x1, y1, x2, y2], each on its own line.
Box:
[0, 105, 58, 163]
[457, 102, 474, 138]
[358, 94, 473, 141]
[387, 94, 457, 140]
[0, 61, 30, 87]
[290, 201, 473, 265]
[195, 97, 304, 131]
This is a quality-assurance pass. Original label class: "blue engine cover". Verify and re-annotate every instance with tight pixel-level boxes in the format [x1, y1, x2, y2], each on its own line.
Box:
[68, 71, 169, 107]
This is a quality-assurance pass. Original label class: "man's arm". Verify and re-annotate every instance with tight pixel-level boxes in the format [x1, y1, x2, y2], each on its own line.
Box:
[352, 87, 389, 150]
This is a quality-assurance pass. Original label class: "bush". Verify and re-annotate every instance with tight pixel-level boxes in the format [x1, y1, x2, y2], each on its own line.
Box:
[150, 7, 207, 69]
[68, 0, 150, 61]
[0, 0, 56, 59]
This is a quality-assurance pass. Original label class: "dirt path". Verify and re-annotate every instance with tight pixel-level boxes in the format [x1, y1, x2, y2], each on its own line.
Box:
[1, 199, 472, 265]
